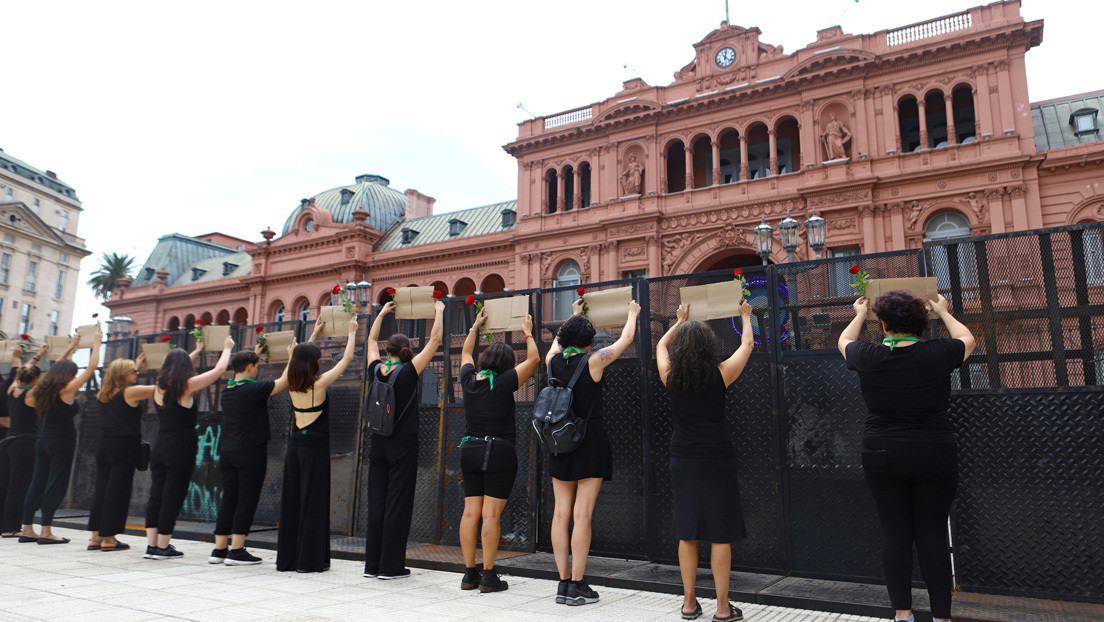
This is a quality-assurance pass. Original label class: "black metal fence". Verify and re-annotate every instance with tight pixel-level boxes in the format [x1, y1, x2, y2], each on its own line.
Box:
[61, 223, 1103, 603]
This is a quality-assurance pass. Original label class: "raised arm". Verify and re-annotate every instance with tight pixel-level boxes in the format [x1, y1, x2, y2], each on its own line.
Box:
[187, 335, 234, 393]
[271, 341, 296, 396]
[307, 320, 325, 345]
[411, 300, 445, 375]
[930, 294, 977, 360]
[366, 302, 394, 366]
[9, 345, 23, 368]
[63, 326, 103, 396]
[58, 336, 79, 361]
[189, 339, 204, 366]
[545, 299, 584, 367]
[515, 315, 539, 386]
[588, 300, 641, 381]
[124, 384, 157, 405]
[656, 304, 690, 386]
[460, 309, 487, 369]
[719, 301, 755, 387]
[838, 297, 869, 360]
[316, 317, 359, 389]
[136, 351, 148, 372]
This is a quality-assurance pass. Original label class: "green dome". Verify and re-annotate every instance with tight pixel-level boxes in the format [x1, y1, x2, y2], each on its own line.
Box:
[281, 174, 406, 235]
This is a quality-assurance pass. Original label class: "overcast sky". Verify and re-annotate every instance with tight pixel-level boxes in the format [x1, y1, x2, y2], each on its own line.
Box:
[0, 0, 1093, 333]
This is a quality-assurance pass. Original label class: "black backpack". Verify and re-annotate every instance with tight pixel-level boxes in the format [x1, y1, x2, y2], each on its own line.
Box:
[365, 363, 418, 437]
[532, 353, 592, 455]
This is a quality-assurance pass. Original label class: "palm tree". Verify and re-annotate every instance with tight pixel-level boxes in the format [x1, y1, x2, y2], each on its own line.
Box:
[88, 252, 136, 301]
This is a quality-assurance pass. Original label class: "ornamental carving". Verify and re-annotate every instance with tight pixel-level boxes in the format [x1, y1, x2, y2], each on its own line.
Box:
[620, 155, 645, 196]
[907, 202, 923, 230]
[966, 193, 987, 223]
[828, 217, 857, 231]
[662, 233, 704, 272]
[721, 223, 750, 247]
[809, 190, 871, 207]
[623, 244, 646, 258]
[579, 246, 592, 272]
[1008, 185, 1026, 199]
[540, 252, 553, 275]
[610, 223, 653, 236]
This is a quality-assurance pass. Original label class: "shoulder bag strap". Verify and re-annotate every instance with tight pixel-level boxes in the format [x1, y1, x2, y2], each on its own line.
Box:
[565, 352, 593, 391]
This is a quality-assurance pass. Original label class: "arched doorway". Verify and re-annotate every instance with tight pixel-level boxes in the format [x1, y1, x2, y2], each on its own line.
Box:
[694, 251, 766, 273]
[480, 274, 506, 294]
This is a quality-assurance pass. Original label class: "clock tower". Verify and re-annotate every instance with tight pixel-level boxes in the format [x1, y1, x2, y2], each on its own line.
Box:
[672, 22, 784, 87]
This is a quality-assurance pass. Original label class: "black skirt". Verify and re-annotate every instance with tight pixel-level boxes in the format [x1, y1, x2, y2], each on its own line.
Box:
[548, 419, 612, 482]
[670, 454, 745, 543]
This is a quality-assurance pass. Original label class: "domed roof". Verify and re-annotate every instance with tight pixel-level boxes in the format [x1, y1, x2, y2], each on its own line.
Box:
[281, 174, 406, 235]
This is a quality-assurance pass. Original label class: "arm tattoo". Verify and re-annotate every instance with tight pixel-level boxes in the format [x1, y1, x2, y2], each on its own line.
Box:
[596, 347, 615, 362]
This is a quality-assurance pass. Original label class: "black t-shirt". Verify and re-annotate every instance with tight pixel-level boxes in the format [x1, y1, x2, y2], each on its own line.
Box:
[845, 338, 966, 443]
[220, 380, 275, 452]
[368, 360, 420, 441]
[460, 363, 519, 442]
[668, 368, 733, 457]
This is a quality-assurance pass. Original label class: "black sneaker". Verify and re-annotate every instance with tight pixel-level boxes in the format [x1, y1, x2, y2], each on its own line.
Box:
[478, 569, 508, 593]
[143, 545, 158, 559]
[150, 544, 183, 560]
[378, 568, 411, 580]
[225, 548, 262, 566]
[565, 581, 599, 606]
[555, 579, 570, 604]
[461, 567, 481, 590]
[208, 548, 227, 564]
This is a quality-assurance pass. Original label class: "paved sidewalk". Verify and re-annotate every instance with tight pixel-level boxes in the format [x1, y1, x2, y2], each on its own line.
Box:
[1, 527, 884, 622]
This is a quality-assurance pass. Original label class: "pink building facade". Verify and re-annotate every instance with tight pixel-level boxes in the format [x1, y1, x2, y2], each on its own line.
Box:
[108, 1, 1104, 334]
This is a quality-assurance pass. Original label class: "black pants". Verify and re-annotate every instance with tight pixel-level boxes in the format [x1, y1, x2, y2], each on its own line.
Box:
[22, 435, 76, 526]
[363, 436, 418, 576]
[87, 437, 140, 538]
[145, 442, 196, 535]
[276, 438, 330, 572]
[215, 444, 268, 536]
[862, 439, 958, 620]
[0, 436, 35, 532]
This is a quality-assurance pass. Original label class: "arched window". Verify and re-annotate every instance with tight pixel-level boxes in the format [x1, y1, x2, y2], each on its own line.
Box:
[745, 123, 770, 179]
[665, 140, 686, 193]
[546, 169, 558, 214]
[691, 135, 712, 188]
[898, 97, 921, 153]
[296, 301, 312, 342]
[718, 130, 741, 183]
[925, 211, 977, 293]
[563, 165, 574, 211]
[923, 210, 972, 241]
[925, 91, 948, 148]
[298, 301, 311, 322]
[553, 260, 582, 320]
[952, 86, 977, 144]
[579, 162, 592, 208]
[273, 304, 285, 325]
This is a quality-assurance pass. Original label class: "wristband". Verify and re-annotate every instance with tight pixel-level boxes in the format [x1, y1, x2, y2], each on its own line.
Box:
[469, 328, 477, 333]
[525, 335, 534, 340]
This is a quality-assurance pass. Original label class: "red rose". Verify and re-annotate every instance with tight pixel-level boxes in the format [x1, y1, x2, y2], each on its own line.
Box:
[255, 326, 264, 334]
[19, 334, 29, 341]
[733, 268, 743, 276]
[92, 313, 99, 318]
[465, 295, 475, 306]
[576, 287, 585, 297]
[849, 265, 861, 275]
[196, 319, 206, 326]
[385, 287, 396, 296]
[432, 290, 443, 299]
[161, 335, 172, 342]
[332, 285, 341, 295]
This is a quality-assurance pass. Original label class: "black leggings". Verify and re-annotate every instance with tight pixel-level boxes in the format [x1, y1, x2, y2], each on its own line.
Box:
[22, 436, 76, 526]
[363, 437, 418, 576]
[215, 444, 268, 536]
[0, 436, 35, 532]
[862, 439, 958, 620]
[87, 437, 140, 538]
[145, 443, 196, 535]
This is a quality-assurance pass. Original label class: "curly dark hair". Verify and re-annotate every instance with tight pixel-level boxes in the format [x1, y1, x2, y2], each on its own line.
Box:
[157, 349, 194, 408]
[32, 360, 77, 419]
[288, 343, 321, 393]
[667, 321, 718, 397]
[230, 351, 260, 373]
[478, 342, 517, 375]
[386, 334, 414, 363]
[557, 315, 596, 349]
[873, 290, 928, 337]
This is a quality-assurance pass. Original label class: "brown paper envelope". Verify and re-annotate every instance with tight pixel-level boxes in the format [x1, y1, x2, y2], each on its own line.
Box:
[865, 277, 939, 321]
[680, 281, 744, 322]
[394, 287, 436, 320]
[202, 324, 231, 348]
[141, 342, 171, 370]
[319, 306, 356, 337]
[265, 331, 296, 361]
[46, 335, 72, 359]
[584, 286, 633, 329]
[484, 295, 529, 333]
[0, 340, 19, 361]
[75, 324, 98, 349]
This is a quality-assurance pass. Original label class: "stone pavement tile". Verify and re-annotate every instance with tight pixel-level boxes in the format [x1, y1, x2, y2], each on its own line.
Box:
[50, 608, 162, 622]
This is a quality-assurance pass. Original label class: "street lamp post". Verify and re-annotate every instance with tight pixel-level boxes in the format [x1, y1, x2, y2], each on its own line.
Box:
[754, 218, 774, 265]
[805, 209, 827, 259]
[779, 211, 800, 262]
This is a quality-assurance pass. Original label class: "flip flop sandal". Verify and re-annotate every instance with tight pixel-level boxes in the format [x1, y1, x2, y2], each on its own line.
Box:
[100, 542, 130, 552]
[1, 532, 19, 538]
[87, 539, 104, 550]
[38, 537, 71, 545]
[681, 600, 703, 620]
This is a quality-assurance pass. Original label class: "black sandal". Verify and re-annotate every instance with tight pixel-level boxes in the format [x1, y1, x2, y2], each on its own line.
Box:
[37, 537, 70, 545]
[100, 541, 130, 552]
[681, 599, 703, 620]
[711, 602, 743, 622]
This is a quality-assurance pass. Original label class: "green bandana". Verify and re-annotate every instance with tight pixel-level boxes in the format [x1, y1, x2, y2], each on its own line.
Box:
[382, 358, 402, 370]
[460, 435, 471, 447]
[227, 378, 257, 388]
[562, 346, 584, 359]
[16, 384, 32, 390]
[476, 369, 498, 390]
[882, 336, 920, 352]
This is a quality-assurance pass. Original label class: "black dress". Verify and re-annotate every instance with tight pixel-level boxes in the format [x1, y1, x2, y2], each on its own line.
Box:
[0, 390, 36, 532]
[276, 393, 330, 573]
[88, 391, 142, 538]
[547, 353, 612, 482]
[145, 399, 198, 535]
[668, 368, 745, 543]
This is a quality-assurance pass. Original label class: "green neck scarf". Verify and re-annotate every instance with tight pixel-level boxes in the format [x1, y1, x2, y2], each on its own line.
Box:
[382, 358, 402, 370]
[227, 378, 257, 388]
[16, 384, 32, 390]
[476, 369, 498, 390]
[882, 336, 920, 352]
[562, 346, 585, 360]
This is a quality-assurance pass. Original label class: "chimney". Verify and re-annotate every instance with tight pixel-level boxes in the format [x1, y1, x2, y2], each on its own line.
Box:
[45, 170, 57, 179]
[404, 189, 436, 220]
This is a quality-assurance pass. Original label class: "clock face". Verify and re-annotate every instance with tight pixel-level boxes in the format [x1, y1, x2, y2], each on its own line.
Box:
[715, 46, 736, 68]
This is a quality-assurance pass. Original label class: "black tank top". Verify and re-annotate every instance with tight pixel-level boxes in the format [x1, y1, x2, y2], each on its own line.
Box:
[669, 368, 733, 457]
[103, 391, 142, 441]
[289, 389, 328, 448]
[155, 398, 198, 449]
[42, 397, 80, 439]
[7, 391, 37, 436]
[549, 352, 603, 421]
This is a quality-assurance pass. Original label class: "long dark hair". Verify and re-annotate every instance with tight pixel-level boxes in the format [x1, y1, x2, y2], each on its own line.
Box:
[667, 320, 718, 398]
[386, 334, 414, 363]
[478, 342, 517, 375]
[288, 343, 321, 393]
[156, 349, 194, 408]
[32, 360, 77, 418]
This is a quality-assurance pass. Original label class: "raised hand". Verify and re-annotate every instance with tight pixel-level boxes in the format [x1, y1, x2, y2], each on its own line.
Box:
[222, 335, 235, 350]
[676, 304, 689, 323]
[738, 300, 753, 318]
[853, 297, 870, 317]
[380, 301, 396, 316]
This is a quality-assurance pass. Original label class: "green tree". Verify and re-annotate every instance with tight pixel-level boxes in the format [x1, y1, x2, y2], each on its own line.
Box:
[87, 252, 136, 301]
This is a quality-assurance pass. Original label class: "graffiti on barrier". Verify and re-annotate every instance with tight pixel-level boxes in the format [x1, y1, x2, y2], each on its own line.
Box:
[195, 424, 221, 467]
[182, 480, 220, 521]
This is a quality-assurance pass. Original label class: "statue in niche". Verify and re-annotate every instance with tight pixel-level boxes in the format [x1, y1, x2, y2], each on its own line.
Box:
[821, 112, 852, 161]
[620, 155, 645, 196]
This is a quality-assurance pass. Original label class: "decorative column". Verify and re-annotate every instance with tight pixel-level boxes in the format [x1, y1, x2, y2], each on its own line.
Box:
[873, 206, 888, 253]
[859, 205, 877, 253]
[605, 241, 619, 280]
[518, 254, 530, 289]
[888, 203, 906, 251]
[739, 134, 750, 181]
[711, 139, 721, 186]
[1009, 185, 1029, 231]
[972, 87, 982, 139]
[798, 101, 816, 166]
[573, 167, 582, 210]
[985, 188, 1006, 234]
[995, 60, 1014, 134]
[944, 93, 957, 145]
[647, 237, 661, 278]
[917, 97, 929, 150]
[659, 152, 668, 194]
[556, 171, 565, 212]
[891, 101, 903, 154]
[880, 87, 899, 154]
[768, 129, 778, 176]
[684, 145, 695, 190]
[973, 66, 994, 137]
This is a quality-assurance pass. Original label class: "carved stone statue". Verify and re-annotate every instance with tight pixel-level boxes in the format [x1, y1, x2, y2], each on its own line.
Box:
[620, 155, 645, 196]
[821, 112, 852, 161]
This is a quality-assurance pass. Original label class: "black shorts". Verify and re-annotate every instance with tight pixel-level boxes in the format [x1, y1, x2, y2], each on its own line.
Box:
[460, 440, 517, 499]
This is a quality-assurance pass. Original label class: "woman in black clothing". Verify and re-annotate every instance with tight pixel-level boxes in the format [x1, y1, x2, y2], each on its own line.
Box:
[0, 344, 44, 538]
[657, 301, 754, 622]
[87, 354, 155, 551]
[144, 336, 233, 560]
[22, 332, 99, 544]
[0, 344, 42, 442]
[276, 316, 358, 573]
[544, 297, 640, 606]
[839, 292, 976, 622]
[457, 310, 539, 592]
[0, 360, 44, 538]
[362, 299, 445, 580]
